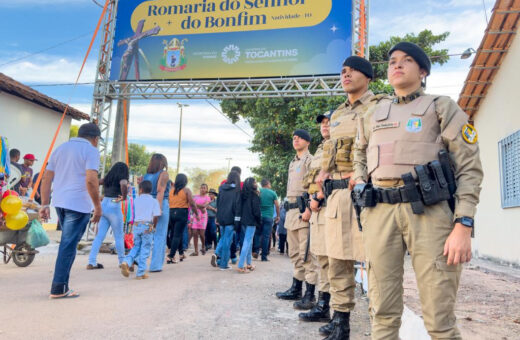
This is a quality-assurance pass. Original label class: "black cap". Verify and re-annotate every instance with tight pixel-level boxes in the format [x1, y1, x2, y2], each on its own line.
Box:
[388, 42, 431, 75]
[316, 110, 333, 123]
[343, 55, 374, 79]
[209, 188, 218, 196]
[293, 129, 311, 142]
[78, 123, 102, 139]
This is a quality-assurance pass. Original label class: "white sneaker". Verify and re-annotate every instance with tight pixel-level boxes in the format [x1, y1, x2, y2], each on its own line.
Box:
[219, 266, 232, 271]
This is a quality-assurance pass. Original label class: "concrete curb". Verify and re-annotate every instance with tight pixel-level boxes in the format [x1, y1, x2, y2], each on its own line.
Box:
[399, 305, 430, 340]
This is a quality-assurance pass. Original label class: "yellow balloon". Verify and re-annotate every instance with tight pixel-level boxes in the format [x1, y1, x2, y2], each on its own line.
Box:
[1, 195, 22, 215]
[5, 211, 29, 231]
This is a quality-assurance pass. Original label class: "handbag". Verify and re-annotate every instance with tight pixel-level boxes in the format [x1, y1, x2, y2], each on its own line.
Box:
[27, 219, 50, 248]
[124, 232, 134, 249]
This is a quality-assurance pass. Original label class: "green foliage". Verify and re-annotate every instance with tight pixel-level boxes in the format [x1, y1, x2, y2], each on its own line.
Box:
[103, 143, 153, 176]
[221, 30, 450, 197]
[69, 125, 79, 139]
[184, 167, 227, 192]
[369, 30, 450, 81]
[221, 96, 344, 197]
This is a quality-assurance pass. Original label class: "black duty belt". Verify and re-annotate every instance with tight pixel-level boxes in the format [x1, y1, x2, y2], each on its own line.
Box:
[324, 178, 350, 197]
[375, 186, 412, 204]
[284, 202, 299, 211]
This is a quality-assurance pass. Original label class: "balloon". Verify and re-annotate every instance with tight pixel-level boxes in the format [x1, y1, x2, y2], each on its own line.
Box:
[2, 190, 18, 198]
[5, 210, 29, 230]
[1, 195, 22, 215]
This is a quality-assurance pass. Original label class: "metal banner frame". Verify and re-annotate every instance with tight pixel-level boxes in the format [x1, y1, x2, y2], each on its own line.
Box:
[91, 0, 369, 173]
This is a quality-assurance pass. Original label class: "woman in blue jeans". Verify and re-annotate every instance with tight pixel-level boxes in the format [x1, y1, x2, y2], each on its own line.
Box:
[143, 154, 170, 272]
[87, 162, 129, 269]
[212, 171, 241, 270]
[237, 177, 261, 273]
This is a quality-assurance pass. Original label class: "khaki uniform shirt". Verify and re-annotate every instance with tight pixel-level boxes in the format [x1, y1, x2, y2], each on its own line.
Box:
[353, 89, 483, 219]
[287, 149, 312, 200]
[304, 142, 325, 194]
[322, 91, 377, 176]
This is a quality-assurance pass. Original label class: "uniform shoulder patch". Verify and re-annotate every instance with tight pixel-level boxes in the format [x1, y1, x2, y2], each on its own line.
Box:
[462, 124, 478, 144]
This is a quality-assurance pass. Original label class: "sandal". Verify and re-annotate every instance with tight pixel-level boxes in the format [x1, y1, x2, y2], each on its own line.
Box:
[50, 290, 80, 299]
[201, 249, 206, 255]
[166, 257, 175, 264]
[246, 265, 256, 271]
[190, 252, 199, 256]
[86, 263, 104, 270]
[237, 267, 249, 274]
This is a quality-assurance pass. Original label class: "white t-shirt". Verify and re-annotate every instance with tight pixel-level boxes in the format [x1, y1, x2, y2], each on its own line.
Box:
[134, 193, 161, 223]
[47, 138, 100, 213]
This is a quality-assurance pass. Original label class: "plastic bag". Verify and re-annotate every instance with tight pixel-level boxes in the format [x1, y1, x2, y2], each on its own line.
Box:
[27, 219, 50, 248]
[124, 233, 134, 249]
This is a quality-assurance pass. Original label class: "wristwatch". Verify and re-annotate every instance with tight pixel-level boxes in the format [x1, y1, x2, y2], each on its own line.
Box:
[455, 216, 474, 228]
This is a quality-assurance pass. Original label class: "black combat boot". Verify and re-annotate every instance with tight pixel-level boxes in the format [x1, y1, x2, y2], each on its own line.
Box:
[298, 291, 331, 322]
[293, 282, 316, 310]
[324, 311, 350, 340]
[319, 311, 338, 336]
[275, 277, 302, 300]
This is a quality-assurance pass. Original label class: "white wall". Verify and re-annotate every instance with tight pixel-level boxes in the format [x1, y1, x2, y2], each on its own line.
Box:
[0, 92, 72, 170]
[0, 92, 76, 224]
[473, 31, 520, 265]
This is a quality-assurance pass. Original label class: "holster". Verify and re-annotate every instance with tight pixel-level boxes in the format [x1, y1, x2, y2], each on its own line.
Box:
[298, 193, 310, 214]
[401, 172, 424, 214]
[438, 150, 457, 212]
[415, 160, 451, 207]
[351, 183, 376, 231]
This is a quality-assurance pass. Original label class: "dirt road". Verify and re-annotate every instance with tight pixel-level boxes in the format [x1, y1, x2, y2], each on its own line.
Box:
[0, 246, 371, 340]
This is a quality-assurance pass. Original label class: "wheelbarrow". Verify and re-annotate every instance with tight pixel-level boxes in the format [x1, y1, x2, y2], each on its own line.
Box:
[0, 213, 39, 267]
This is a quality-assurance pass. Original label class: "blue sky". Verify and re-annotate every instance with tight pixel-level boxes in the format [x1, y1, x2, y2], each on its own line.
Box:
[0, 0, 495, 176]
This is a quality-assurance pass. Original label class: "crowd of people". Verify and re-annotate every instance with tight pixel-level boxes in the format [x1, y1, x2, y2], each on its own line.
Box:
[36, 123, 286, 295]
[30, 41, 483, 340]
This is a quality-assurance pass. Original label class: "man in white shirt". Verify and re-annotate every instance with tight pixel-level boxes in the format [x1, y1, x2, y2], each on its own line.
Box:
[40, 123, 102, 299]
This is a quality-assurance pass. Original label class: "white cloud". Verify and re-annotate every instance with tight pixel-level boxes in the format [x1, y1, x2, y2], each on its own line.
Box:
[72, 102, 260, 177]
[0, 55, 97, 84]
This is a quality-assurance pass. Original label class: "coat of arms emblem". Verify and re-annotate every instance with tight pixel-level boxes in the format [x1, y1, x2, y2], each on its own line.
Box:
[160, 38, 188, 72]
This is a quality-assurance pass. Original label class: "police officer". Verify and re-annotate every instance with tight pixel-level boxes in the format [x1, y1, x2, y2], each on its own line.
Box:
[276, 129, 319, 310]
[299, 112, 332, 323]
[316, 56, 376, 339]
[353, 42, 483, 339]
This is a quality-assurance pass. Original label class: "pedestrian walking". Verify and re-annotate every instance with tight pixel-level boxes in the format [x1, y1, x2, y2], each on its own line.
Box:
[211, 171, 241, 270]
[166, 173, 198, 264]
[189, 183, 211, 256]
[142, 154, 170, 272]
[237, 177, 261, 273]
[120, 180, 161, 280]
[205, 188, 218, 251]
[39, 122, 102, 299]
[87, 162, 129, 270]
[256, 179, 280, 261]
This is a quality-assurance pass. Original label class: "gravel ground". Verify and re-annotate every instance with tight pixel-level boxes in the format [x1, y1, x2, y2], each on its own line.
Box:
[0, 242, 371, 340]
[403, 256, 520, 340]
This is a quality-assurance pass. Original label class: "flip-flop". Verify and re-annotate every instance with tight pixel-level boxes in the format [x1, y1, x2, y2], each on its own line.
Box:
[86, 263, 104, 270]
[49, 290, 80, 299]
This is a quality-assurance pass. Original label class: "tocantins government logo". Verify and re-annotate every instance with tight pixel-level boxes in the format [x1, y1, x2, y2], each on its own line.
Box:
[222, 44, 240, 64]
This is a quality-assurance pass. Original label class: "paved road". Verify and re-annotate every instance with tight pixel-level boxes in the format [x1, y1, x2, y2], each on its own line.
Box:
[0, 244, 370, 339]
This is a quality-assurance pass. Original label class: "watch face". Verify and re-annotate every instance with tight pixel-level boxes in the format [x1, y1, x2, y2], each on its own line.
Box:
[460, 217, 474, 227]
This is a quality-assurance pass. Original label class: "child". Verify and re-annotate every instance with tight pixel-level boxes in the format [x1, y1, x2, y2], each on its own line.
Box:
[121, 180, 161, 280]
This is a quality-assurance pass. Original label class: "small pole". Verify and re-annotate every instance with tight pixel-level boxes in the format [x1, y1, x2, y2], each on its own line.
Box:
[176, 103, 189, 174]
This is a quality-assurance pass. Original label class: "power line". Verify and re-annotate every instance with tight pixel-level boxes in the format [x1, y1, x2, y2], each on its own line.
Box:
[482, 0, 489, 25]
[204, 99, 253, 138]
[0, 32, 93, 68]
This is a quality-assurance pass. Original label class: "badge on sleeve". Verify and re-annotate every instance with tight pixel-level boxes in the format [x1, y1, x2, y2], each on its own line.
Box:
[462, 124, 478, 144]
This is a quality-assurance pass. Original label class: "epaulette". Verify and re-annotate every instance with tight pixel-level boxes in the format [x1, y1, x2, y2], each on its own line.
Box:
[370, 93, 390, 103]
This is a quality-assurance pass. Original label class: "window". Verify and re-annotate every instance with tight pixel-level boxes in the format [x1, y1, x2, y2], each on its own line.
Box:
[499, 130, 520, 208]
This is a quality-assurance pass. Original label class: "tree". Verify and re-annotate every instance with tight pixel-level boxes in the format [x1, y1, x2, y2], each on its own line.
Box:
[103, 143, 153, 176]
[369, 30, 450, 81]
[69, 125, 79, 139]
[185, 167, 227, 192]
[220, 30, 450, 197]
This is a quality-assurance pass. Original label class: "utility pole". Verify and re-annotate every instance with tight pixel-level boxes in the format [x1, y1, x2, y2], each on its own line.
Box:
[176, 103, 189, 174]
[225, 157, 232, 173]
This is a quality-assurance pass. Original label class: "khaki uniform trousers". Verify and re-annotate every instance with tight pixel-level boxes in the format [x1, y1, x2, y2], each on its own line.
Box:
[286, 208, 319, 285]
[361, 200, 462, 340]
[325, 188, 364, 313]
[311, 208, 330, 292]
